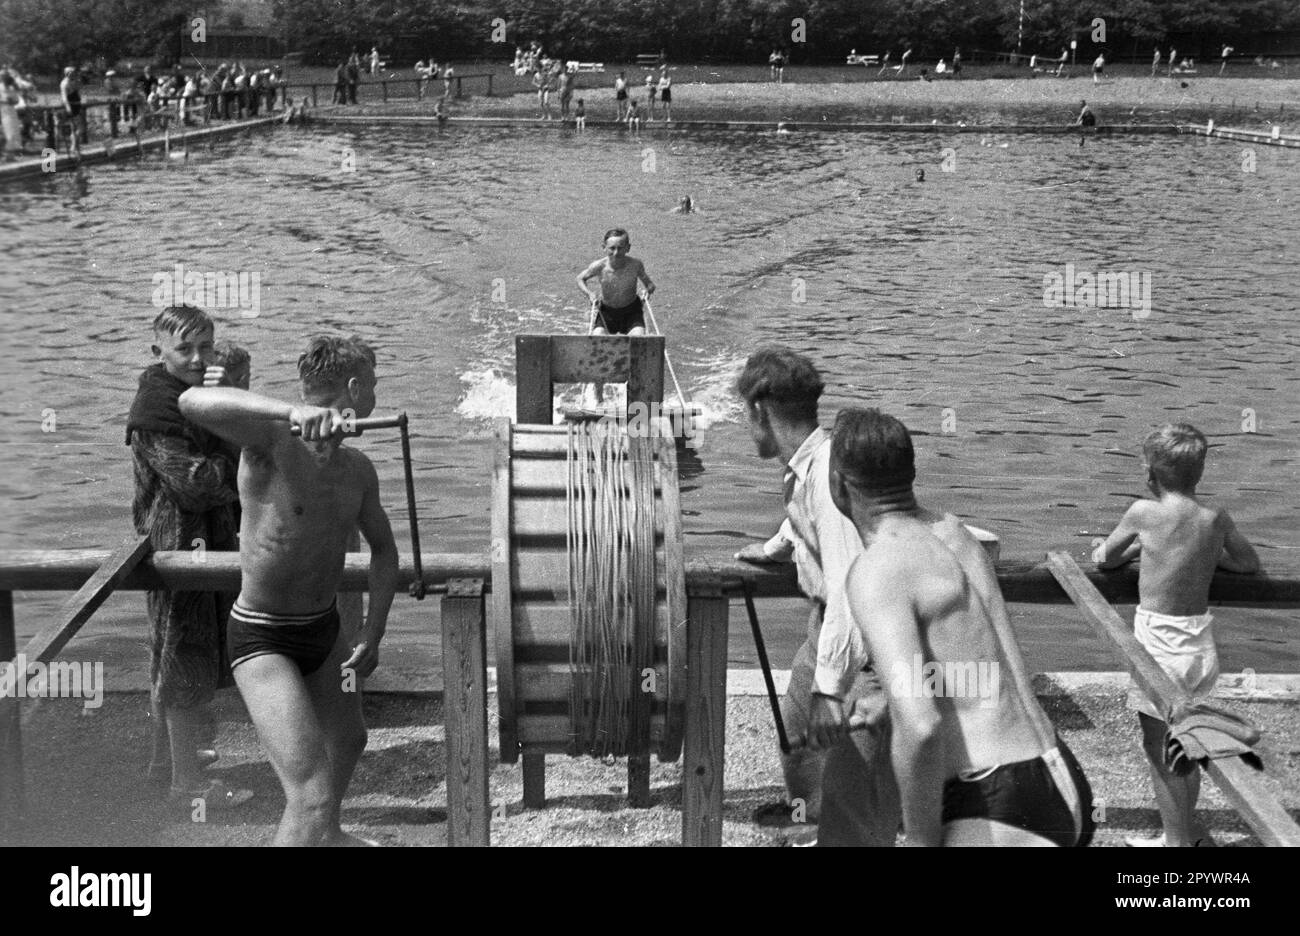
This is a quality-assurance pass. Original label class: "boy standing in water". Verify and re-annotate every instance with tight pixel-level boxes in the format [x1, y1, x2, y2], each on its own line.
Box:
[576, 228, 656, 336]
[180, 335, 400, 845]
[1093, 423, 1259, 847]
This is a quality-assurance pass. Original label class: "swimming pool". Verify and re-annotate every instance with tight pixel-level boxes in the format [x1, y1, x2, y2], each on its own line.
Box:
[2, 122, 1296, 667]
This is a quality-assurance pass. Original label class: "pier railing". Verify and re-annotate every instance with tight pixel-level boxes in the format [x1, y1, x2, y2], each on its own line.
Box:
[285, 72, 495, 108]
[2, 548, 1297, 846]
[14, 90, 289, 159]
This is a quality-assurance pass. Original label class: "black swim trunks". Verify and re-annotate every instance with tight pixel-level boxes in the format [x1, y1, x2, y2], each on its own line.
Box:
[660, 88, 671, 103]
[594, 299, 645, 335]
[941, 736, 1095, 846]
[228, 600, 340, 676]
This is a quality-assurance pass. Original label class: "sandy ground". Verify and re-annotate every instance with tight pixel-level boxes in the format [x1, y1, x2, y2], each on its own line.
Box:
[5, 685, 1298, 847]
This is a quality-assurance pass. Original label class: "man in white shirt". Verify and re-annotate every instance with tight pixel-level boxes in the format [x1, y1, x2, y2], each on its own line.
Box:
[735, 348, 900, 846]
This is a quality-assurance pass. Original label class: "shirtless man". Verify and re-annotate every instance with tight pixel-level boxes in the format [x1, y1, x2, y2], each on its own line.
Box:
[576, 228, 656, 336]
[179, 335, 400, 846]
[809, 408, 1094, 846]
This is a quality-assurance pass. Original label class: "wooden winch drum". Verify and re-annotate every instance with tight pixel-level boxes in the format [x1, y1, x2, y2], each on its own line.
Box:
[491, 417, 688, 765]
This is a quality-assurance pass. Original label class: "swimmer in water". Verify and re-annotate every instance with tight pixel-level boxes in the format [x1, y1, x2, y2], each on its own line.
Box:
[673, 195, 695, 213]
[1076, 99, 1096, 146]
[915, 168, 925, 182]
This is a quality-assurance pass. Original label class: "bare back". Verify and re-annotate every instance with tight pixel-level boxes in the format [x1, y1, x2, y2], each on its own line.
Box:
[1129, 498, 1227, 616]
[237, 430, 379, 613]
[852, 514, 1050, 777]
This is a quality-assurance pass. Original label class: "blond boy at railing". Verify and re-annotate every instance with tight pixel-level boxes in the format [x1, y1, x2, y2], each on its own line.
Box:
[1093, 423, 1259, 846]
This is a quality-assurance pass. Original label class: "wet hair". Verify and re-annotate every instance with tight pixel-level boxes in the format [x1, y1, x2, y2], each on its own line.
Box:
[603, 227, 630, 247]
[152, 305, 213, 339]
[1143, 423, 1206, 493]
[735, 347, 824, 423]
[298, 334, 376, 396]
[831, 408, 916, 492]
[212, 339, 250, 372]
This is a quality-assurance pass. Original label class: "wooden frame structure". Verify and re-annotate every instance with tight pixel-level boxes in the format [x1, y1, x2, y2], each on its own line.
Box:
[502, 335, 724, 841]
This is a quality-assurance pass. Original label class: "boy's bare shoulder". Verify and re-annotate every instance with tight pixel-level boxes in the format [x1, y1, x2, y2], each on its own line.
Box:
[1122, 497, 1157, 523]
[339, 445, 380, 484]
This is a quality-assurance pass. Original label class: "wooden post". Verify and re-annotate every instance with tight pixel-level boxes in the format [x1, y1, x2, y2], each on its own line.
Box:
[1046, 551, 1300, 847]
[487, 74, 493, 96]
[626, 336, 665, 409]
[0, 591, 22, 836]
[628, 755, 651, 808]
[22, 536, 150, 665]
[683, 573, 728, 847]
[522, 752, 546, 808]
[515, 335, 554, 424]
[311, 84, 318, 108]
[441, 578, 490, 847]
[456, 76, 463, 98]
[381, 80, 388, 103]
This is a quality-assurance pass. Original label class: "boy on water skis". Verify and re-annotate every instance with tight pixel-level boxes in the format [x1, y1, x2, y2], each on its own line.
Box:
[1093, 423, 1259, 847]
[576, 228, 656, 336]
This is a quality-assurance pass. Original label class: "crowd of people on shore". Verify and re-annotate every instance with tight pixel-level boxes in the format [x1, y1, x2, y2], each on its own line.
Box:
[0, 60, 287, 160]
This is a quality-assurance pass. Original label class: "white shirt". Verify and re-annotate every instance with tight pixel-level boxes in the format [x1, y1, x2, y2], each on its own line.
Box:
[761, 428, 868, 699]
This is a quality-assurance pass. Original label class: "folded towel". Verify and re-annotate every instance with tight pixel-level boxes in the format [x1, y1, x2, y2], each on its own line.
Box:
[1163, 701, 1263, 776]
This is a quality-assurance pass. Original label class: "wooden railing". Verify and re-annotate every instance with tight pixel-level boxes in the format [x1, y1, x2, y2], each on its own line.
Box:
[286, 72, 495, 108]
[18, 90, 289, 156]
[2, 548, 1297, 846]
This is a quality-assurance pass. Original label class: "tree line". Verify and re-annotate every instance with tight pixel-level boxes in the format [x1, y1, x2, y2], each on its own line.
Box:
[4, 0, 1299, 74]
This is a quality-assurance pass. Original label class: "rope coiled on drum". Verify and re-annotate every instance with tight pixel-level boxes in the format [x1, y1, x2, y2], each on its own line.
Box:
[566, 418, 656, 758]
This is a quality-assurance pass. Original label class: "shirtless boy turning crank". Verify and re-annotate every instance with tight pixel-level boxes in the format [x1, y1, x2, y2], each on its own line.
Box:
[180, 335, 400, 845]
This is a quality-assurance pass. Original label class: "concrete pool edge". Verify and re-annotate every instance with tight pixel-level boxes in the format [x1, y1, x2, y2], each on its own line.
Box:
[313, 113, 1300, 146]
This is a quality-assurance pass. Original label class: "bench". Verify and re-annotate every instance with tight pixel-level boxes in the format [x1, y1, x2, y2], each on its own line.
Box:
[569, 61, 605, 73]
[636, 53, 663, 67]
[846, 53, 880, 66]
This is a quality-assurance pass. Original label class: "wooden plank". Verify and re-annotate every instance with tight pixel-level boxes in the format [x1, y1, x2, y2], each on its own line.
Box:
[515, 662, 670, 702]
[0, 550, 491, 592]
[683, 576, 728, 847]
[628, 755, 651, 807]
[656, 431, 689, 762]
[512, 456, 664, 492]
[19, 535, 151, 665]
[515, 547, 670, 594]
[0, 591, 22, 834]
[548, 335, 633, 385]
[522, 751, 546, 808]
[516, 335, 555, 424]
[1205, 757, 1300, 848]
[626, 336, 665, 408]
[1045, 551, 1300, 848]
[1, 550, 1298, 607]
[514, 600, 673, 646]
[511, 495, 664, 539]
[517, 715, 669, 747]
[491, 419, 519, 764]
[441, 578, 490, 847]
[628, 434, 656, 766]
